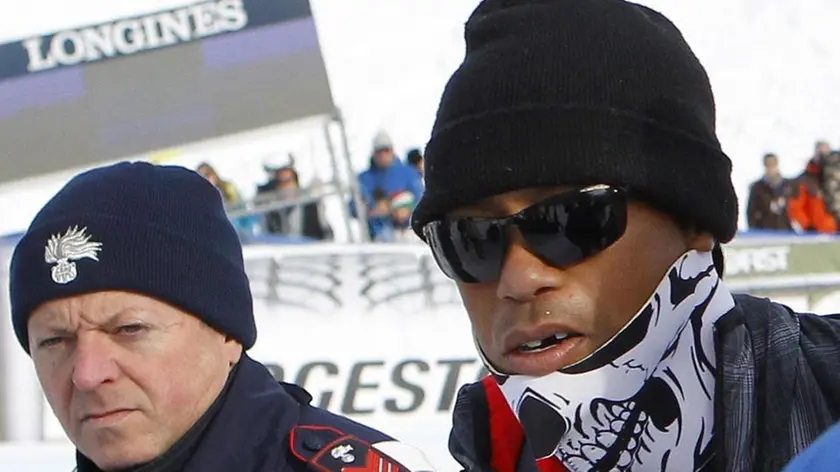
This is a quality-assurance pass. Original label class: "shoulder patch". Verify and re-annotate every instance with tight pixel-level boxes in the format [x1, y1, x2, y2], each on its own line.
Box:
[290, 426, 436, 471]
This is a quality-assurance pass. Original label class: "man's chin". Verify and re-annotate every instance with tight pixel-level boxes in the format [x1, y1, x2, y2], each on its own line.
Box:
[79, 436, 163, 471]
[87, 455, 149, 471]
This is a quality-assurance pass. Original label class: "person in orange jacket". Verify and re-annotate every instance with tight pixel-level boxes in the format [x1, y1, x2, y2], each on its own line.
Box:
[787, 144, 838, 233]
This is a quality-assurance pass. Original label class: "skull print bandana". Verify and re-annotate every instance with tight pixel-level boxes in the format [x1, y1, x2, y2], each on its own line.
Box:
[481, 250, 734, 471]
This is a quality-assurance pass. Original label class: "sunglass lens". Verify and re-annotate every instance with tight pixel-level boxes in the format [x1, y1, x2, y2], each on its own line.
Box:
[425, 219, 506, 283]
[425, 187, 628, 283]
[521, 187, 627, 267]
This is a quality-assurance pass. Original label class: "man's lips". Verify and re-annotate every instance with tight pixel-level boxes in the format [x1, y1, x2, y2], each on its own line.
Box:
[502, 322, 584, 355]
[502, 337, 588, 377]
[81, 409, 135, 423]
[499, 322, 589, 376]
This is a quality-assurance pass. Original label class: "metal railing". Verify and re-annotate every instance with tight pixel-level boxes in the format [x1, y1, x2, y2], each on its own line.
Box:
[225, 183, 344, 219]
[221, 110, 371, 243]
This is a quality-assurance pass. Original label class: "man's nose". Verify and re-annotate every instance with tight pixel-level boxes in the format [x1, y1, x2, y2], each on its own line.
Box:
[71, 333, 120, 392]
[495, 230, 565, 301]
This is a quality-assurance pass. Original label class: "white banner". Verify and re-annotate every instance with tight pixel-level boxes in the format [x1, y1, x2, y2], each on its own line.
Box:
[244, 243, 477, 470]
[0, 236, 46, 445]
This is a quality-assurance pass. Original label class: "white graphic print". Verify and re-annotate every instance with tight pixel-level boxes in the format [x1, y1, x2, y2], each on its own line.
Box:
[486, 250, 734, 471]
[44, 226, 102, 284]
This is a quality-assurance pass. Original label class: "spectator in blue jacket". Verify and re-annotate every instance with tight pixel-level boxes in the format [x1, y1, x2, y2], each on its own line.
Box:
[359, 131, 423, 203]
[352, 131, 423, 240]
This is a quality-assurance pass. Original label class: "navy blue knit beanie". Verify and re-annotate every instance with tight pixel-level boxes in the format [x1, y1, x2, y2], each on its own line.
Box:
[10, 161, 256, 353]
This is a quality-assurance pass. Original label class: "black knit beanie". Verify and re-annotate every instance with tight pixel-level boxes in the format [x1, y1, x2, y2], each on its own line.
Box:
[10, 161, 256, 353]
[412, 0, 738, 243]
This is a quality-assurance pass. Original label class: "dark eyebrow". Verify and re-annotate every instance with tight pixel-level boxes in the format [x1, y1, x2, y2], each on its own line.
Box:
[28, 310, 74, 336]
[33, 325, 76, 338]
[449, 195, 511, 218]
[451, 196, 534, 219]
[31, 306, 151, 336]
[97, 308, 154, 328]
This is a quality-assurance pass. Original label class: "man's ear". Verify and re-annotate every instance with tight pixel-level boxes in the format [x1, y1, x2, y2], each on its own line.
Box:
[686, 230, 715, 253]
[223, 336, 243, 367]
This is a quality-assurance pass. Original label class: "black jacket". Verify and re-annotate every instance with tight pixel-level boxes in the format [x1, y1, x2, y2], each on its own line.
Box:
[449, 294, 840, 472]
[264, 202, 331, 241]
[746, 178, 793, 230]
[75, 355, 425, 472]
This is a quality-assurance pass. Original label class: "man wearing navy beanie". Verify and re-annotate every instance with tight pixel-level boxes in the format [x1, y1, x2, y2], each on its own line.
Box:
[412, 1, 840, 471]
[9, 161, 435, 472]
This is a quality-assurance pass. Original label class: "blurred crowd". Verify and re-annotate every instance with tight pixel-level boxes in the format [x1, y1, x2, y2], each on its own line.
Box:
[747, 140, 840, 234]
[198, 134, 840, 243]
[195, 130, 425, 243]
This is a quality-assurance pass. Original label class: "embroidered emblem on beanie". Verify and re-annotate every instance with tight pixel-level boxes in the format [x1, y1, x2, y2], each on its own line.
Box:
[43, 226, 102, 284]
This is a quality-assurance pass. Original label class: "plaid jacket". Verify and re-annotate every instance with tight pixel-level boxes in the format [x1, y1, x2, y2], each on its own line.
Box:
[449, 294, 840, 472]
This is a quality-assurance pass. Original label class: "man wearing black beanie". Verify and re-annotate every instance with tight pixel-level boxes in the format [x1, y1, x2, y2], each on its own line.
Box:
[412, 1, 840, 471]
[9, 162, 435, 472]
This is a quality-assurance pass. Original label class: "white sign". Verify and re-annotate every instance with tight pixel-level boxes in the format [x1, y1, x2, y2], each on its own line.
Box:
[724, 245, 791, 276]
[22, 0, 248, 72]
[244, 244, 476, 470]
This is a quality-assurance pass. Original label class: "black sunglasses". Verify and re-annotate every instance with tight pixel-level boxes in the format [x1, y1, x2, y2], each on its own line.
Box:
[422, 185, 628, 283]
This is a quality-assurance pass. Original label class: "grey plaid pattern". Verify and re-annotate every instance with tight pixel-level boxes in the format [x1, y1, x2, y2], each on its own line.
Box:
[716, 295, 840, 472]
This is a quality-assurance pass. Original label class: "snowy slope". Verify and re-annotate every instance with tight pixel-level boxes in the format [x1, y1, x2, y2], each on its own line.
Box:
[1, 0, 839, 236]
[641, 0, 840, 212]
[307, 0, 840, 230]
